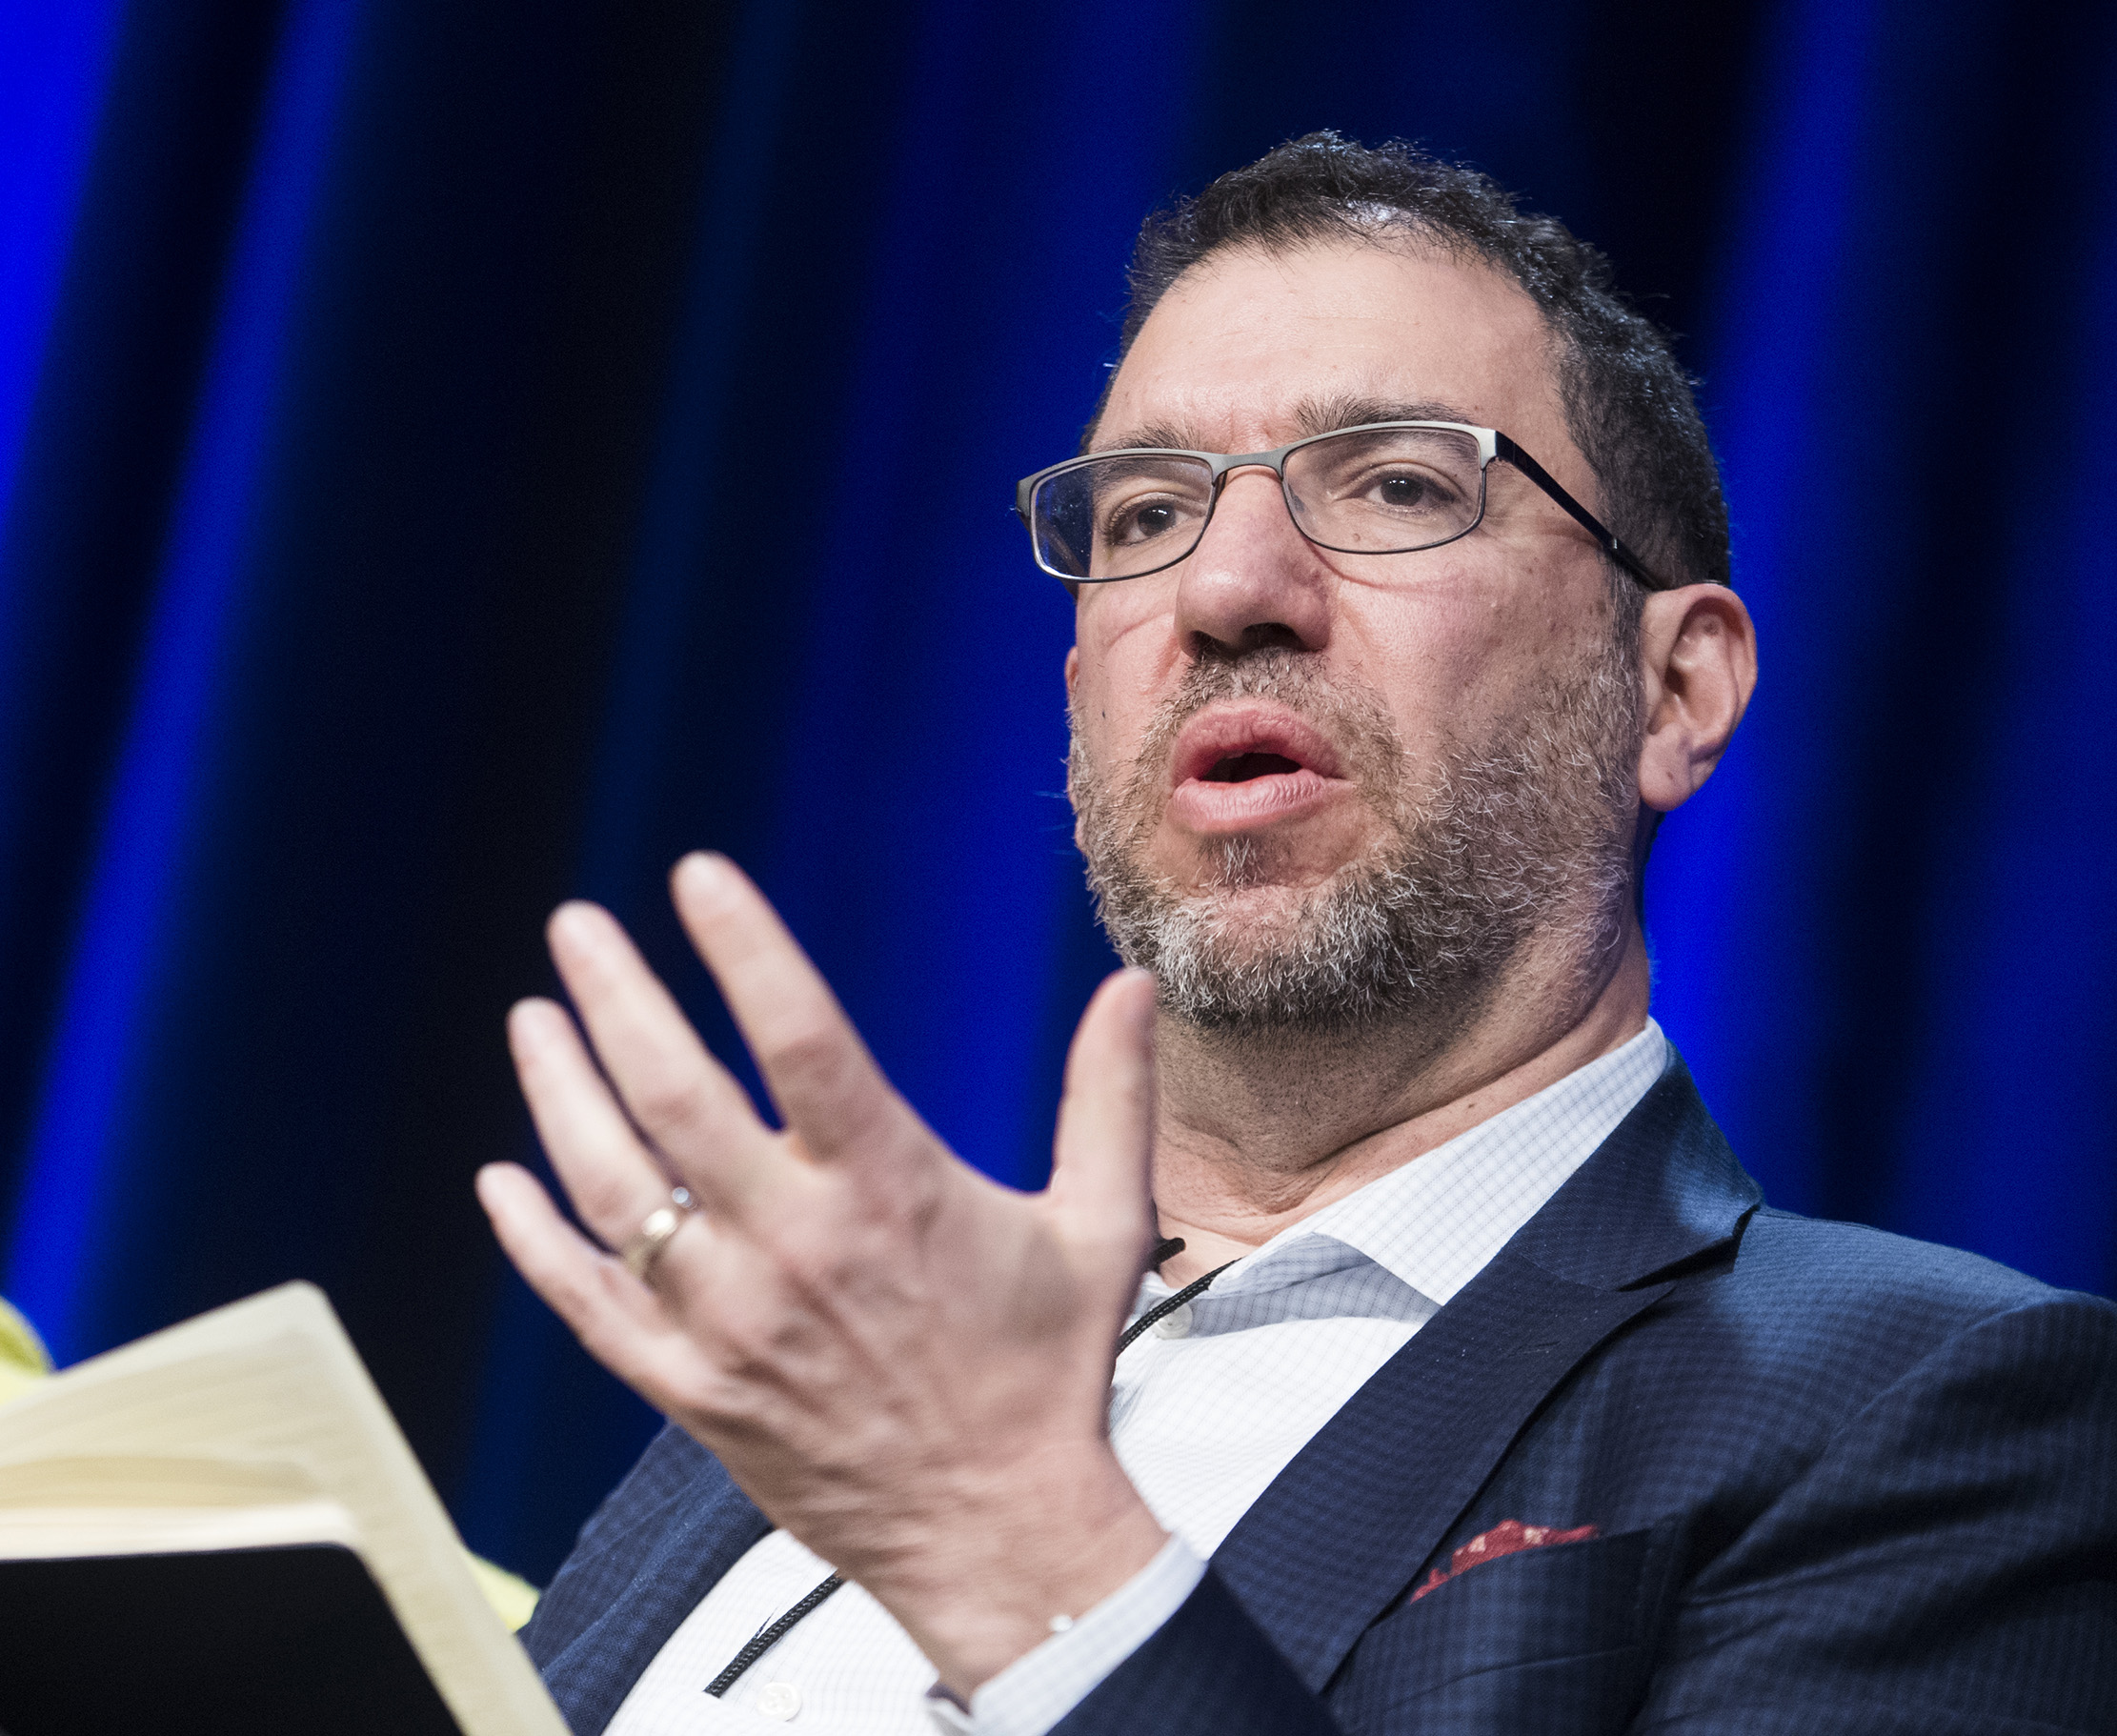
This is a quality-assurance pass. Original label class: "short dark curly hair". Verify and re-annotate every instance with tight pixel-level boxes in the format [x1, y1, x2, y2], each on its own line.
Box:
[1098, 132, 1729, 593]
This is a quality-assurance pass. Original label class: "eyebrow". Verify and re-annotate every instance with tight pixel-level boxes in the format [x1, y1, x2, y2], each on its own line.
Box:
[1089, 394, 1483, 455]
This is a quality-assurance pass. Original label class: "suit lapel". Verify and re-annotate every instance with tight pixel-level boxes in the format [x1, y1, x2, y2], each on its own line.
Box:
[1210, 1054, 1759, 1691]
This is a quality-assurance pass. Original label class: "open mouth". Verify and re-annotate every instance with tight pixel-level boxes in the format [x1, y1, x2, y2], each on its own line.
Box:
[1164, 704, 1349, 835]
[1172, 704, 1342, 789]
[1202, 752, 1304, 782]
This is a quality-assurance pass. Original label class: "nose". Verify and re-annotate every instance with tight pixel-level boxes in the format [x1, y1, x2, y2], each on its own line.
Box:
[1171, 464, 1333, 656]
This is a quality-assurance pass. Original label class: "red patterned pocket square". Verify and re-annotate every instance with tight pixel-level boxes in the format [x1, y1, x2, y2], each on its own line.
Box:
[1410, 1519, 1601, 1602]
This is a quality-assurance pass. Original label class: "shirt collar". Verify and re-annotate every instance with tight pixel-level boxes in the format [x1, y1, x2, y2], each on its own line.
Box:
[1183, 1019, 1669, 1310]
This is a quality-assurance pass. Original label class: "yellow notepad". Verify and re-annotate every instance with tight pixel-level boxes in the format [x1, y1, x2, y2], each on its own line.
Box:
[0, 1282, 568, 1735]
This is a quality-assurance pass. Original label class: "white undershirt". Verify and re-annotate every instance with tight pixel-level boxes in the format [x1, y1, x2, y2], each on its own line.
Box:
[603, 1020, 1670, 1736]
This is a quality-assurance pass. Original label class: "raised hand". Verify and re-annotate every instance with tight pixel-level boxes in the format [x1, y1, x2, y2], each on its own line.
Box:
[475, 852, 1168, 1695]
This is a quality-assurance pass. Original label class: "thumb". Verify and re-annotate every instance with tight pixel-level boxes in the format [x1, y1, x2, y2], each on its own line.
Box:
[1046, 968, 1159, 1266]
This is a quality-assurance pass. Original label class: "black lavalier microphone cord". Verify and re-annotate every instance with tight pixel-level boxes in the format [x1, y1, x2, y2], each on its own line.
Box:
[703, 1237, 1235, 1699]
[1118, 1240, 1236, 1353]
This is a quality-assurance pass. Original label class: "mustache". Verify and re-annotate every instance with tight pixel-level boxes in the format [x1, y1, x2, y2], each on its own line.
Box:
[1123, 647, 1407, 818]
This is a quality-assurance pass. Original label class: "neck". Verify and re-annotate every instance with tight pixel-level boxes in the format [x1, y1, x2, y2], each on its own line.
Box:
[1149, 918, 1651, 1285]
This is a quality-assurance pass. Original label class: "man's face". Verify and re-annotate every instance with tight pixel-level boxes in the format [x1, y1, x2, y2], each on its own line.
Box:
[1065, 237, 1641, 1035]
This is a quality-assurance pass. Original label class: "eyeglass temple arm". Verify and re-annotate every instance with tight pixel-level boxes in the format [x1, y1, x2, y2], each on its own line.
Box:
[1493, 434, 1665, 591]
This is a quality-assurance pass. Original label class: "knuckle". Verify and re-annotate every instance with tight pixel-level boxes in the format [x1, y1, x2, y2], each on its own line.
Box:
[760, 1021, 849, 1101]
[627, 1069, 717, 1144]
[575, 1167, 649, 1228]
[543, 1260, 622, 1341]
[772, 1234, 856, 1297]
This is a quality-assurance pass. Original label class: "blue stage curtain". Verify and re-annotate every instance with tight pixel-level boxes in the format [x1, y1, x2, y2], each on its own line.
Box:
[1, 0, 2110, 1582]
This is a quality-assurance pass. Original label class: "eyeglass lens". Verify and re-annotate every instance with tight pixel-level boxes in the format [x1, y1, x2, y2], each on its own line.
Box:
[1031, 425, 1487, 582]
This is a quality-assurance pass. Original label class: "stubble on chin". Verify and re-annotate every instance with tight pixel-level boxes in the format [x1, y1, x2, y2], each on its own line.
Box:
[1067, 641, 1641, 1046]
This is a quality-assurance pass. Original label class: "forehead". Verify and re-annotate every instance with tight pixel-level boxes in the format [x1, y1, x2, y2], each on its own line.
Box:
[1098, 238, 1563, 456]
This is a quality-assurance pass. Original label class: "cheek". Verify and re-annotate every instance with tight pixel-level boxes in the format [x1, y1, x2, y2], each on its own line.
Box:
[1342, 543, 1603, 753]
[1337, 579, 1511, 751]
[1072, 593, 1184, 760]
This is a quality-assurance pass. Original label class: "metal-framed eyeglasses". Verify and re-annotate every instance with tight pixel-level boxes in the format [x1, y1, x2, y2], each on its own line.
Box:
[1015, 420, 1665, 591]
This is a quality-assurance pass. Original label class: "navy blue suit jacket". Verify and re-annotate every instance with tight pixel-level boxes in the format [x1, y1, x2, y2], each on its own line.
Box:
[522, 1056, 2117, 1732]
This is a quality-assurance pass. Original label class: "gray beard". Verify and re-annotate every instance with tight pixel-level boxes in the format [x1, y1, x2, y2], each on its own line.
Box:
[1068, 640, 1642, 1044]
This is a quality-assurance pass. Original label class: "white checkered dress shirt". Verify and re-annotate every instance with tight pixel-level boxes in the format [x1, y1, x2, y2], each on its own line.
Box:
[603, 1020, 1669, 1735]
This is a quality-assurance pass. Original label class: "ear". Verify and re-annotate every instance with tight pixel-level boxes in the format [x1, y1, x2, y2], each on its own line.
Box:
[1064, 643, 1080, 698]
[1636, 585, 1757, 813]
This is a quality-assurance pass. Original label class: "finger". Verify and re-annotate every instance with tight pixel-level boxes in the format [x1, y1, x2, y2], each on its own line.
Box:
[1046, 969, 1159, 1259]
[545, 899, 775, 1214]
[508, 998, 694, 1249]
[669, 854, 911, 1166]
[475, 1162, 700, 1404]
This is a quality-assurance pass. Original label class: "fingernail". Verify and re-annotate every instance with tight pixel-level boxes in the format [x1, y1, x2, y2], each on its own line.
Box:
[554, 902, 628, 964]
[507, 999, 567, 1059]
[673, 851, 737, 904]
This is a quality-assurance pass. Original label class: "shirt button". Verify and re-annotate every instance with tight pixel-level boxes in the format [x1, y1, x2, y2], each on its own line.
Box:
[755, 1682, 801, 1721]
[1154, 1303, 1193, 1339]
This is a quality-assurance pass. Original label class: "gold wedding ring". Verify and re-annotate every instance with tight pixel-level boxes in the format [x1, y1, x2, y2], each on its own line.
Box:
[619, 1186, 697, 1282]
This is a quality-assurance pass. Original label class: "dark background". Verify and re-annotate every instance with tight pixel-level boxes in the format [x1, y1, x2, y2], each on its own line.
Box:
[2, 0, 2111, 1584]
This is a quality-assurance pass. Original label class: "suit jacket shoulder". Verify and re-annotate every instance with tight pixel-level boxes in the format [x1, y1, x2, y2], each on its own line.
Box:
[1063, 1055, 2117, 1735]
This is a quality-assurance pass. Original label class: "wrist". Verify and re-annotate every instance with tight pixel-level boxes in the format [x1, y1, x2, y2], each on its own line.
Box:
[858, 1443, 1167, 1699]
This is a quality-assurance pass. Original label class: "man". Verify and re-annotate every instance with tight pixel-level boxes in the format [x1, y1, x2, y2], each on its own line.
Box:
[479, 134, 2117, 1734]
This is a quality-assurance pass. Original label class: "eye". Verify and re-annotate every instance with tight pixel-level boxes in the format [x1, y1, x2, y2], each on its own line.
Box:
[1068, 455, 1214, 575]
[1282, 427, 1485, 551]
[1091, 469, 1210, 549]
[1103, 495, 1188, 546]
[1371, 471, 1441, 510]
[1339, 461, 1467, 515]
